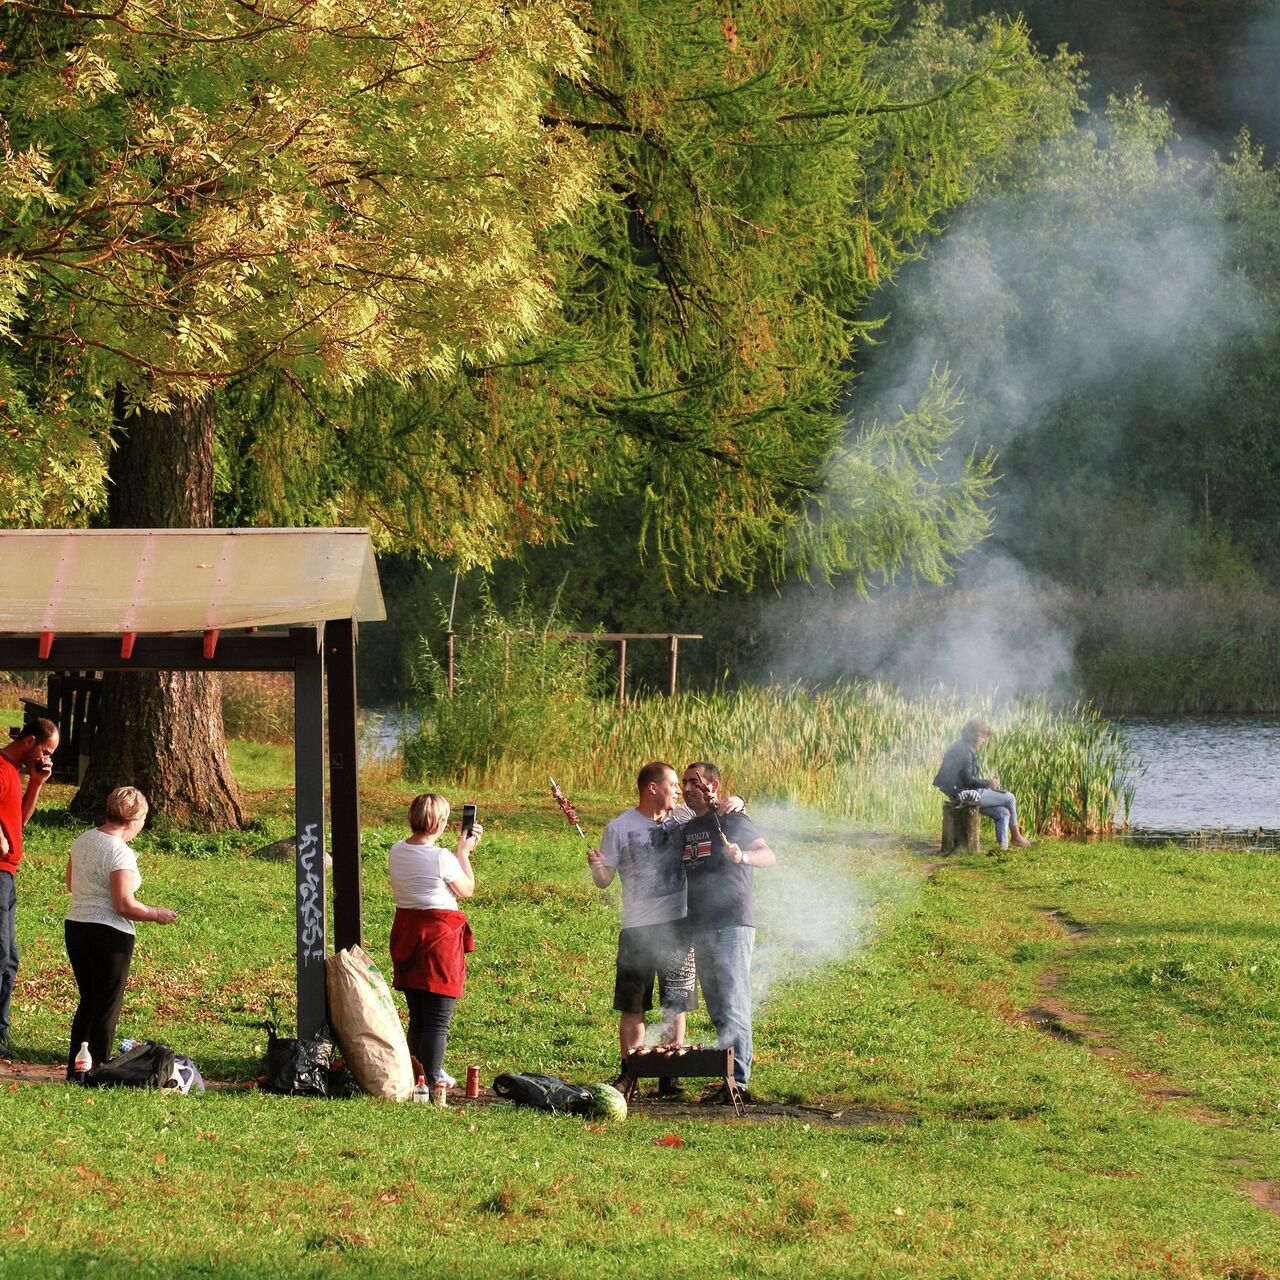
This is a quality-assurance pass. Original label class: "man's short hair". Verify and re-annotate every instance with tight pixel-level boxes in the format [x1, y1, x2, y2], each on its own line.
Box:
[685, 761, 721, 786]
[17, 717, 58, 744]
[637, 761, 674, 793]
[961, 718, 993, 743]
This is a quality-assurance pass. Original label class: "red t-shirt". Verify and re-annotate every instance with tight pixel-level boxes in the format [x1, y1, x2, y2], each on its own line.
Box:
[0, 755, 24, 873]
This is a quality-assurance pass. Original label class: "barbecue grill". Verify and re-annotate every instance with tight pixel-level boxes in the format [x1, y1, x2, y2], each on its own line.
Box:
[618, 1044, 744, 1116]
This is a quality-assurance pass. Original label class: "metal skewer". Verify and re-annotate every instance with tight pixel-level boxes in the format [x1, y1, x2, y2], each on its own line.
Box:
[549, 776, 590, 845]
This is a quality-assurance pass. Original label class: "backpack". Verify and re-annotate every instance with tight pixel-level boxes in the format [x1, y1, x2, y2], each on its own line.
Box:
[87, 1040, 178, 1090]
[492, 1072, 594, 1115]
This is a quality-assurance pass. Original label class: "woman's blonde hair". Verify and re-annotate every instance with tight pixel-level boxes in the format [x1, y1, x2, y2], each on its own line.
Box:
[408, 792, 450, 835]
[105, 786, 149, 825]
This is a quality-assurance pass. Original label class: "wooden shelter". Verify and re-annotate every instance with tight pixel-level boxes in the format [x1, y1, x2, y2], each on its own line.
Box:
[0, 528, 385, 1039]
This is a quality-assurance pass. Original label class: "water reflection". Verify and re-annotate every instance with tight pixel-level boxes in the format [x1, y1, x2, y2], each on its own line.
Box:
[1120, 716, 1280, 849]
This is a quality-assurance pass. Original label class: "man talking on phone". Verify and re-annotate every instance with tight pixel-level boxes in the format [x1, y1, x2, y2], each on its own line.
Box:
[0, 718, 60, 1052]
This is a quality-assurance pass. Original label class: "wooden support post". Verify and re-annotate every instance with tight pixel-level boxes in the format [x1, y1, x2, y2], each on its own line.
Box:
[293, 627, 327, 1039]
[446, 631, 456, 698]
[941, 802, 981, 854]
[618, 637, 627, 705]
[326, 618, 363, 953]
[667, 634, 679, 698]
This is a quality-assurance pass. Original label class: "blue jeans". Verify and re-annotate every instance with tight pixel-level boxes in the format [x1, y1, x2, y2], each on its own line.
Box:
[693, 925, 754, 1086]
[976, 789, 1019, 848]
[0, 870, 17, 1045]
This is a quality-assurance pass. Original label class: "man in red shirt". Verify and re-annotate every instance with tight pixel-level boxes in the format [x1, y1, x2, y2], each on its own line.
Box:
[0, 718, 59, 1050]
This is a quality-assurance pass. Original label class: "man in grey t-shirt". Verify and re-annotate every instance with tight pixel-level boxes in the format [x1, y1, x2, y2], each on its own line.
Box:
[587, 761, 695, 1071]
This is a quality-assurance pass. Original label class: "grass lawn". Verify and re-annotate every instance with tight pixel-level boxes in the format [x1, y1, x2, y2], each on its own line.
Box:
[1, 769, 1277, 1278]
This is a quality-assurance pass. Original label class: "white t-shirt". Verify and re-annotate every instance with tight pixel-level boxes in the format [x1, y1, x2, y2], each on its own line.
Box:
[66, 828, 141, 935]
[601, 808, 687, 928]
[388, 841, 465, 911]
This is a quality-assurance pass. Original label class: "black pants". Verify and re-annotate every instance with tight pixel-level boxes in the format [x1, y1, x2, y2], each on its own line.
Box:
[65, 920, 135, 1077]
[403, 989, 456, 1083]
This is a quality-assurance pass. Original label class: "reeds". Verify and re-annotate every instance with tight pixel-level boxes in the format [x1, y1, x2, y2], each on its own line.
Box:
[434, 679, 1137, 837]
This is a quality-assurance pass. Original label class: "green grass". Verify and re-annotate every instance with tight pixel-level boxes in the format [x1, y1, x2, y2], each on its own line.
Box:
[3, 786, 1279, 1277]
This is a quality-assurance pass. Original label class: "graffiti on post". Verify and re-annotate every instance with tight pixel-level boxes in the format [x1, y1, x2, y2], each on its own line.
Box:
[297, 822, 324, 964]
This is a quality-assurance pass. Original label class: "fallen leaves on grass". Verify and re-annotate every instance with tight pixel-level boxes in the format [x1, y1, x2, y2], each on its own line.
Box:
[655, 1133, 684, 1148]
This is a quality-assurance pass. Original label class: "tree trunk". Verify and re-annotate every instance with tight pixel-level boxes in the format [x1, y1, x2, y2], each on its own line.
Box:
[70, 392, 248, 830]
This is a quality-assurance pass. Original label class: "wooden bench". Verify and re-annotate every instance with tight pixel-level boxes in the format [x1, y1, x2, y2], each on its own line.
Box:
[20, 670, 103, 784]
[940, 800, 981, 854]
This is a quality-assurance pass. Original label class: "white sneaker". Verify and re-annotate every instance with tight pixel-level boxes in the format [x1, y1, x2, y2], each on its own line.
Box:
[434, 1070, 457, 1087]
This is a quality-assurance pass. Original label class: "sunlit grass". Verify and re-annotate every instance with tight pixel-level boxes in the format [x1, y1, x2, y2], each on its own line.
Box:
[5, 785, 1280, 1278]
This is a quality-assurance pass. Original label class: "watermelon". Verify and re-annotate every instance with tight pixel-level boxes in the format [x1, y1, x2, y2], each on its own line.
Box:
[585, 1082, 628, 1122]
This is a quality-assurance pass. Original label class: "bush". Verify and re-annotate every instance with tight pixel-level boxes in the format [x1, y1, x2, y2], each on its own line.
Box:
[402, 591, 607, 782]
[220, 672, 294, 744]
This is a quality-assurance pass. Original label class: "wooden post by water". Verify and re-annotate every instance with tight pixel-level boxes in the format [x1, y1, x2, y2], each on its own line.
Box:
[941, 801, 981, 854]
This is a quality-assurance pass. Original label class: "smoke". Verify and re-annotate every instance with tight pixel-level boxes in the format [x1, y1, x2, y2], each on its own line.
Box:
[863, 112, 1262, 463]
[756, 102, 1271, 697]
[749, 803, 916, 1007]
[755, 553, 1074, 700]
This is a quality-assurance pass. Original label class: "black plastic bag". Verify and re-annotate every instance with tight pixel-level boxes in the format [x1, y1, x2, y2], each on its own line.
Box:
[87, 1040, 177, 1089]
[261, 1023, 336, 1096]
[492, 1072, 594, 1115]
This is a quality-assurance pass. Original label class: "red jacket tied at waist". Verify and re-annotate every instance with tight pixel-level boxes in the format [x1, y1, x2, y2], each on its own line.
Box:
[390, 908, 475, 998]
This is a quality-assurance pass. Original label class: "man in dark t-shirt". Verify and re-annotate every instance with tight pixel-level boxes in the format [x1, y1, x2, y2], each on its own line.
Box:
[680, 761, 774, 1100]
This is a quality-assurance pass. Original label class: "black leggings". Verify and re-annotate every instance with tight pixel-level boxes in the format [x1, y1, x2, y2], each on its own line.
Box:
[403, 989, 456, 1083]
[65, 920, 135, 1078]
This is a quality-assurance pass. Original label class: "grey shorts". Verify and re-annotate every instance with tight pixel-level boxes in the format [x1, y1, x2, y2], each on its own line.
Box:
[613, 921, 697, 1015]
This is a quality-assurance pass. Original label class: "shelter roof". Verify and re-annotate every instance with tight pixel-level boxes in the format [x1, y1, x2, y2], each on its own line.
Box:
[0, 529, 385, 634]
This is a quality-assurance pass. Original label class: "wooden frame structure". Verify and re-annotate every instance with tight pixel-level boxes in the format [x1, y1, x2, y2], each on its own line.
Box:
[445, 630, 703, 701]
[0, 529, 384, 1040]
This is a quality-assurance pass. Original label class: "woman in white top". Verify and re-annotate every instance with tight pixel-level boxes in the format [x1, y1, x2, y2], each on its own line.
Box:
[64, 787, 177, 1079]
[387, 793, 481, 1087]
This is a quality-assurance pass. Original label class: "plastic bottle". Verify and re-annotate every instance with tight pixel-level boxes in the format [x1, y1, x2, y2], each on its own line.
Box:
[412, 1074, 431, 1104]
[73, 1042, 92, 1084]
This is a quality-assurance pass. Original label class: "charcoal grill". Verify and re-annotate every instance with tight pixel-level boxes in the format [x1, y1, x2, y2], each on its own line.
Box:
[618, 1044, 744, 1116]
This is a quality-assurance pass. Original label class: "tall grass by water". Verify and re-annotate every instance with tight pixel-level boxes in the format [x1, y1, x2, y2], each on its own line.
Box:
[403, 631, 1138, 836]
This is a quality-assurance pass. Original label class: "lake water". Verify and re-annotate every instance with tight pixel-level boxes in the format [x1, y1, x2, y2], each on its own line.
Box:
[1120, 716, 1280, 847]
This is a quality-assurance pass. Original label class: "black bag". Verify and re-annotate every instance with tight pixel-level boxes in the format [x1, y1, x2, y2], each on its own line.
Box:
[87, 1040, 177, 1089]
[261, 1024, 336, 1097]
[492, 1072, 594, 1115]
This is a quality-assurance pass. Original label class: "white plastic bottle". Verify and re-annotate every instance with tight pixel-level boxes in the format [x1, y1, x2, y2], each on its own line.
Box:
[73, 1042, 92, 1084]
[412, 1074, 431, 1104]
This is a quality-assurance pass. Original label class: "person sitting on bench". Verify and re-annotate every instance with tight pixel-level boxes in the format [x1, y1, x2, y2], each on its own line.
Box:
[933, 719, 1032, 850]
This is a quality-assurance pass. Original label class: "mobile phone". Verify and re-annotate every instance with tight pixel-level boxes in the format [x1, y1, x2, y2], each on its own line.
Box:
[460, 803, 477, 836]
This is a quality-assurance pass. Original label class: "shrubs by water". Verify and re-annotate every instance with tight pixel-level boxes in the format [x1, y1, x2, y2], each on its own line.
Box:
[1074, 586, 1280, 714]
[402, 592, 607, 783]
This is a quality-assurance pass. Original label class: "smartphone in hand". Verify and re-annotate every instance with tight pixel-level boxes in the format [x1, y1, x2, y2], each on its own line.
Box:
[460, 803, 478, 837]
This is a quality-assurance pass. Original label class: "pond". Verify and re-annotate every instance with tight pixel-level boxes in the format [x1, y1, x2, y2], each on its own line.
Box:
[1120, 716, 1280, 849]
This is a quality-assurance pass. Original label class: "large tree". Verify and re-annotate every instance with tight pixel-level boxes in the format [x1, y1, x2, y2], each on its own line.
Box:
[223, 6, 1083, 589]
[1, 0, 596, 825]
[3, 2, 1079, 822]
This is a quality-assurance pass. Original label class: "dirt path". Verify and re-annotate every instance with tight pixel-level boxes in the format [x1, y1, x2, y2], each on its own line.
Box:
[1014, 900, 1279, 1218]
